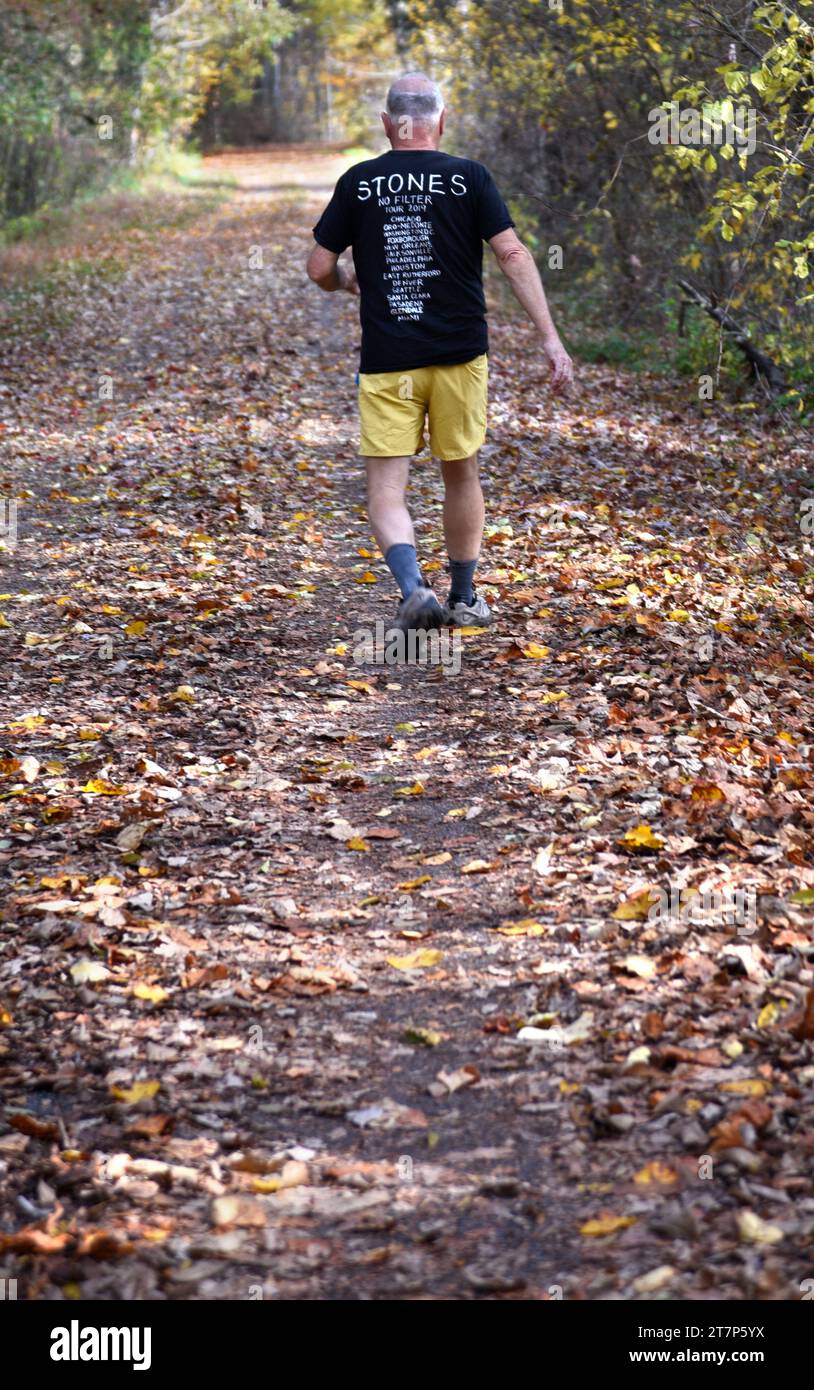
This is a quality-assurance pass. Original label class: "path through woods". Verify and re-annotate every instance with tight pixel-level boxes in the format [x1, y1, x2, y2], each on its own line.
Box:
[1, 147, 814, 1301]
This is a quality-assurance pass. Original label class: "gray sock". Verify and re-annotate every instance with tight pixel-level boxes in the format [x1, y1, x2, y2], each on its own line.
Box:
[448, 558, 477, 606]
[385, 543, 422, 600]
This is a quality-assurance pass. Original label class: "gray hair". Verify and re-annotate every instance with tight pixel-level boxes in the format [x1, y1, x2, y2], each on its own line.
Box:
[385, 72, 444, 126]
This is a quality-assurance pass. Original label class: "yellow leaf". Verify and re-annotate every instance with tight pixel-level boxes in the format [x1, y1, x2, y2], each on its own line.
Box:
[0, 613, 10, 629]
[81, 778, 126, 795]
[132, 983, 169, 1004]
[522, 642, 550, 659]
[69, 960, 110, 985]
[757, 1002, 779, 1029]
[634, 1161, 678, 1186]
[623, 954, 656, 980]
[613, 889, 659, 921]
[387, 949, 443, 970]
[494, 919, 547, 937]
[79, 728, 100, 740]
[356, 570, 378, 584]
[395, 781, 424, 796]
[168, 685, 195, 703]
[398, 875, 432, 890]
[720, 1079, 771, 1097]
[620, 824, 664, 850]
[461, 859, 494, 874]
[541, 690, 568, 704]
[125, 620, 146, 637]
[403, 1026, 444, 1046]
[736, 1210, 783, 1245]
[691, 783, 724, 804]
[666, 609, 691, 622]
[110, 1080, 160, 1104]
[252, 1160, 308, 1194]
[580, 1215, 637, 1237]
[346, 836, 370, 852]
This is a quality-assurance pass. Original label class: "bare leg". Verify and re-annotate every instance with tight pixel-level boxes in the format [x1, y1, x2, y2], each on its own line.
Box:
[365, 456, 414, 554]
[441, 453, 484, 562]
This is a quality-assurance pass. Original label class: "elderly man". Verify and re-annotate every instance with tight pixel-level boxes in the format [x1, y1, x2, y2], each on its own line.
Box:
[307, 72, 573, 632]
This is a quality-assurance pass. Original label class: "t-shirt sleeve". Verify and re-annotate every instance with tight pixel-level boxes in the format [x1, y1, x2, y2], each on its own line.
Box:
[476, 165, 515, 241]
[312, 174, 353, 254]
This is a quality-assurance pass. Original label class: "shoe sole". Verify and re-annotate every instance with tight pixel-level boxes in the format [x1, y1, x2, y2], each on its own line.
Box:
[442, 608, 493, 628]
[396, 587, 444, 633]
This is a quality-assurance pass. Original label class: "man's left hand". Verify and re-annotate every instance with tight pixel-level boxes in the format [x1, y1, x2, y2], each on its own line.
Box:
[544, 337, 573, 393]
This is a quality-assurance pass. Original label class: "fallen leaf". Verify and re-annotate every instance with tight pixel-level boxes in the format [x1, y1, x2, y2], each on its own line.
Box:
[386, 949, 443, 970]
[110, 1080, 161, 1104]
[736, 1209, 783, 1245]
[620, 824, 665, 851]
[70, 960, 111, 985]
[580, 1215, 637, 1237]
[132, 983, 169, 1004]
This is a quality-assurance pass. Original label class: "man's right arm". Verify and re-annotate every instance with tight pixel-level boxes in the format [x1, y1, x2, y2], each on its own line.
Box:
[488, 228, 573, 392]
[308, 172, 358, 294]
[306, 244, 358, 294]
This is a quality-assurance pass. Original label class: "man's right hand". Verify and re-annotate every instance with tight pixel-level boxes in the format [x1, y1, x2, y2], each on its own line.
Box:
[339, 264, 359, 296]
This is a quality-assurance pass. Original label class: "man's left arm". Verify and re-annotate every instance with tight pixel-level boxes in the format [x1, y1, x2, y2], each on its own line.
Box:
[489, 228, 573, 393]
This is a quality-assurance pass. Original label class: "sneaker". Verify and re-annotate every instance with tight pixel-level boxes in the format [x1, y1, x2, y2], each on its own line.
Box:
[442, 589, 493, 628]
[395, 585, 444, 633]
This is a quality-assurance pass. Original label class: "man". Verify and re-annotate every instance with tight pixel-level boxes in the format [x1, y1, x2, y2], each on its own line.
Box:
[307, 72, 573, 632]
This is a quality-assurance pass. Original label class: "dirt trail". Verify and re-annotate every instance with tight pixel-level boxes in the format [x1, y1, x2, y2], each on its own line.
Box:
[1, 147, 813, 1302]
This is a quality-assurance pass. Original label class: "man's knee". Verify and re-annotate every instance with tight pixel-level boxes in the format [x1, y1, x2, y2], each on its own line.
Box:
[366, 461, 410, 518]
[441, 454, 480, 487]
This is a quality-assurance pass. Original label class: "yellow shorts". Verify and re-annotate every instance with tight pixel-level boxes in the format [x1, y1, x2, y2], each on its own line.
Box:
[359, 354, 488, 461]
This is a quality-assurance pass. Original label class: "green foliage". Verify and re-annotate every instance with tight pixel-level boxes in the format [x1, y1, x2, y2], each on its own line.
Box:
[407, 0, 814, 407]
[0, 0, 294, 225]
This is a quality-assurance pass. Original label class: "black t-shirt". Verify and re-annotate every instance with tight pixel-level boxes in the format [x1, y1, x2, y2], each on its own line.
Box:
[312, 149, 514, 374]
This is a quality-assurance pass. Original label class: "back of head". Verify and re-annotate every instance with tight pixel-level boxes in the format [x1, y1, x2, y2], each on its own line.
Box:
[383, 72, 445, 148]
